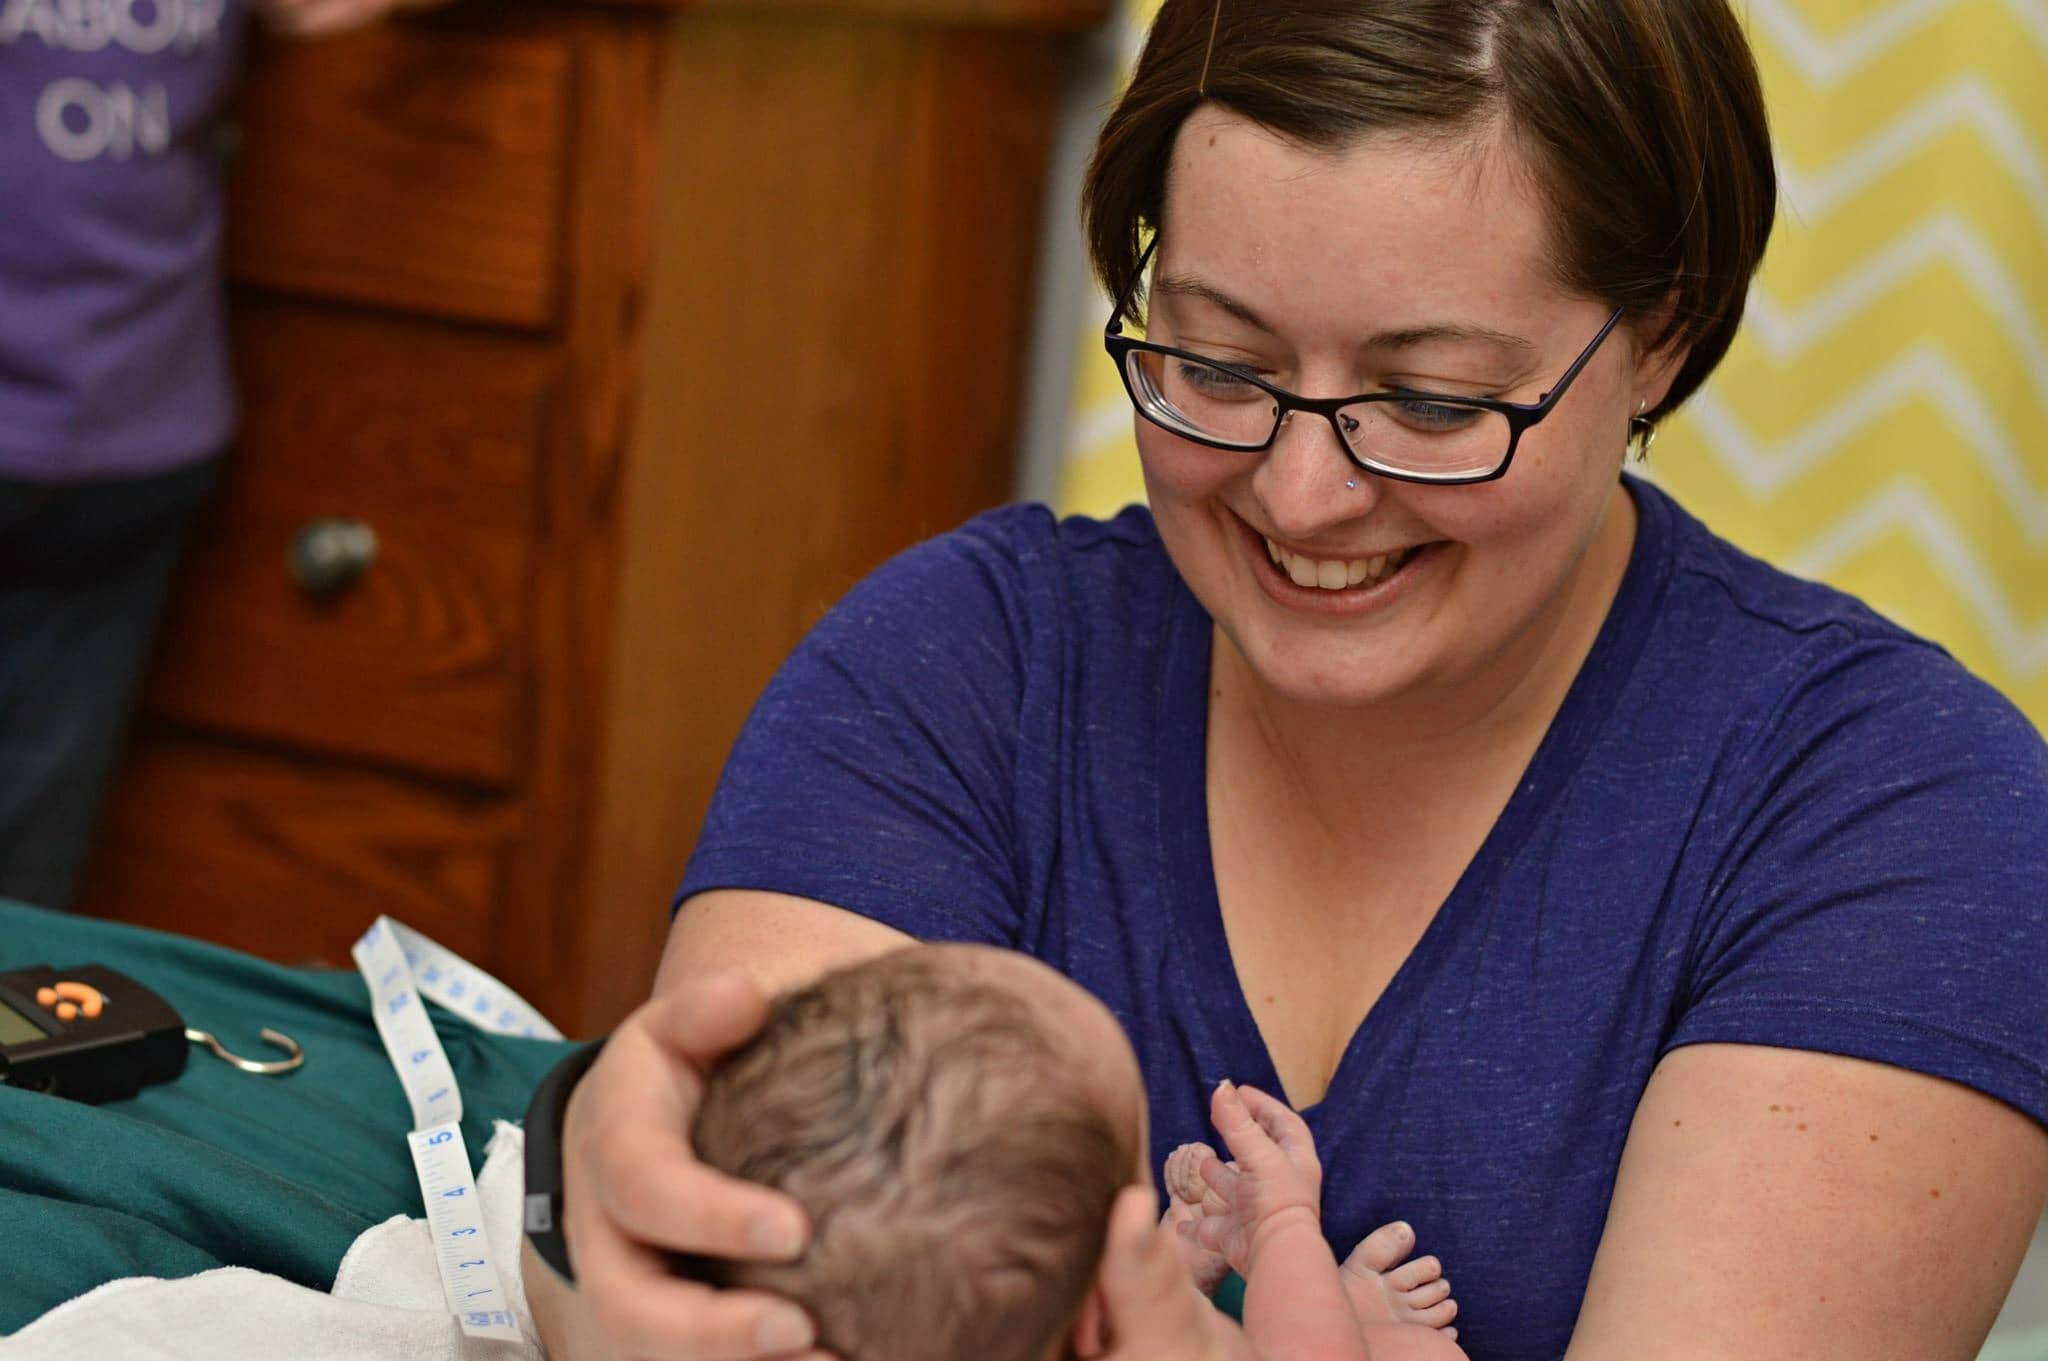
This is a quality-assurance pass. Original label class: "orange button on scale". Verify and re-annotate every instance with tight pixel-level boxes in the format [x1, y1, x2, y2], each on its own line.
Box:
[33, 981, 105, 1022]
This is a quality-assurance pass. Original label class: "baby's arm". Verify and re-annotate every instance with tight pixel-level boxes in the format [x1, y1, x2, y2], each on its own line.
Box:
[1182, 1081, 1368, 1361]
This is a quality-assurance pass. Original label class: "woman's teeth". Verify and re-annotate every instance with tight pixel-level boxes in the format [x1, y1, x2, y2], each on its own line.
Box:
[1263, 537, 1413, 591]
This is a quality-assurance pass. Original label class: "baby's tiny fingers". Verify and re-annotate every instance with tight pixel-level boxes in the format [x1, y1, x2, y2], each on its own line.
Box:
[1208, 1082, 1278, 1161]
[1165, 1143, 1217, 1204]
[1235, 1083, 1314, 1153]
[1196, 1154, 1240, 1203]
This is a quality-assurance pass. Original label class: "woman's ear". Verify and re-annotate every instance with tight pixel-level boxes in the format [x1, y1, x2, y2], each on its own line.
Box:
[1630, 291, 1692, 417]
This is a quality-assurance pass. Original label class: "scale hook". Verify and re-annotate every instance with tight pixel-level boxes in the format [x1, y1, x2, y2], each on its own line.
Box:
[186, 1026, 306, 1075]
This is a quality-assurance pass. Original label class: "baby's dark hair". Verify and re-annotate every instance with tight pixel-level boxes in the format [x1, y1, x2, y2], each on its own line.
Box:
[685, 949, 1137, 1361]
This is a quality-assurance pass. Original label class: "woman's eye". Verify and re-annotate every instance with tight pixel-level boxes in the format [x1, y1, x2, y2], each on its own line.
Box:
[1391, 397, 1486, 432]
[1176, 361, 1264, 399]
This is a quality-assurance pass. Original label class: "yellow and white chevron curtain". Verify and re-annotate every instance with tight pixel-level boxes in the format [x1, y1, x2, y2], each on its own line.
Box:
[1056, 0, 2048, 732]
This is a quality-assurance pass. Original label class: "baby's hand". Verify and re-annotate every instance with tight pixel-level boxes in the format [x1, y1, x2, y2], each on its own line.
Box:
[1163, 1143, 1233, 1293]
[1175, 1081, 1325, 1274]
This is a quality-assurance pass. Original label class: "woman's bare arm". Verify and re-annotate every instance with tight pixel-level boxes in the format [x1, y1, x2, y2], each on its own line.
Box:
[1565, 1043, 2048, 1361]
[654, 888, 916, 998]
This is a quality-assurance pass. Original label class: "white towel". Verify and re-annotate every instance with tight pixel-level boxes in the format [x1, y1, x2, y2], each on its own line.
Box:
[5, 1123, 542, 1361]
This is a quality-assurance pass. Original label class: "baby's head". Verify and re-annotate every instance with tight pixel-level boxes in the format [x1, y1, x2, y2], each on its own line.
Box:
[684, 944, 1149, 1361]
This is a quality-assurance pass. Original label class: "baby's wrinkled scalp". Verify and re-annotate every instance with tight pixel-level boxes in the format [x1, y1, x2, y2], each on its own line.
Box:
[685, 948, 1138, 1361]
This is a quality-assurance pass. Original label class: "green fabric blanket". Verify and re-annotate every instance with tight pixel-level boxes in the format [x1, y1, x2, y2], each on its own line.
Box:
[0, 901, 573, 1335]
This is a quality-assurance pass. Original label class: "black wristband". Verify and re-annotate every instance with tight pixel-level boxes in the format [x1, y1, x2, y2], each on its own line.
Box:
[523, 1039, 607, 1286]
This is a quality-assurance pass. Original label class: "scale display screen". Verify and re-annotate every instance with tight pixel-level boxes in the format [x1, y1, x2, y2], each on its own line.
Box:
[0, 998, 48, 1047]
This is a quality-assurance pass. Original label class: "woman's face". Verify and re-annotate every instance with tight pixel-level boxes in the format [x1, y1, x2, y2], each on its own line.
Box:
[1137, 107, 1678, 718]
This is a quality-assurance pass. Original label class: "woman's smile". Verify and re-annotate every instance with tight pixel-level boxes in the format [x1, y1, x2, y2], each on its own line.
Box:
[1233, 511, 1444, 618]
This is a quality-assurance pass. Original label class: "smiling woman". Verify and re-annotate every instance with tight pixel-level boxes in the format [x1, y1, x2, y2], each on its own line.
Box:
[542, 5, 2048, 1361]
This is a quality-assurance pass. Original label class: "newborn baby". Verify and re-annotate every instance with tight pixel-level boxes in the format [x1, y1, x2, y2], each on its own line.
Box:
[531, 943, 1464, 1361]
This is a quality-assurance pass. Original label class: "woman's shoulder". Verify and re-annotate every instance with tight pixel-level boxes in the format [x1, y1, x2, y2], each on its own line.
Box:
[1631, 478, 2045, 779]
[850, 501, 1184, 636]
[935, 500, 1171, 577]
[1641, 479, 1930, 646]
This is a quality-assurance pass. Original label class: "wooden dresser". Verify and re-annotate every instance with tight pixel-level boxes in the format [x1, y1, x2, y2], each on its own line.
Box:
[75, 0, 1111, 1035]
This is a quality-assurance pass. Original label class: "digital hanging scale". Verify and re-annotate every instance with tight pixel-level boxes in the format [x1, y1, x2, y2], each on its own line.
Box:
[0, 963, 303, 1104]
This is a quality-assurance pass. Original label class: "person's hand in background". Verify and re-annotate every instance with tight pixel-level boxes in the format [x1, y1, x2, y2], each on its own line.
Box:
[251, 0, 445, 41]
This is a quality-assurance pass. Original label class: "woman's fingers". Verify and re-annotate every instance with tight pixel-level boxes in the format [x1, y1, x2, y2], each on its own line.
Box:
[579, 1098, 806, 1259]
[570, 981, 810, 1260]
[650, 973, 778, 1073]
[574, 1215, 817, 1361]
[557, 973, 827, 1361]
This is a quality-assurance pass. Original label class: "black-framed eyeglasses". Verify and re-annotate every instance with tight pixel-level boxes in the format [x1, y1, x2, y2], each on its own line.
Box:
[1103, 238, 1626, 485]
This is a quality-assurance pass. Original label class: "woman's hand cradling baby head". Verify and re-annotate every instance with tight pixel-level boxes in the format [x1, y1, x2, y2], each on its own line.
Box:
[558, 973, 830, 1361]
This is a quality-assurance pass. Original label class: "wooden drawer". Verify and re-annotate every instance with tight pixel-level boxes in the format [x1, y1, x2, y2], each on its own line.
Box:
[226, 19, 575, 330]
[142, 303, 558, 788]
[79, 730, 516, 969]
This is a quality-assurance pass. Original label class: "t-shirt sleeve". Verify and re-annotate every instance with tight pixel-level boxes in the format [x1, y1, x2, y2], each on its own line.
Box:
[674, 508, 1057, 948]
[1668, 632, 2048, 1128]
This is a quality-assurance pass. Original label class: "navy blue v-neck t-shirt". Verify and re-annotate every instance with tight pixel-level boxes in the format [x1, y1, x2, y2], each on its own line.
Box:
[679, 475, 2048, 1361]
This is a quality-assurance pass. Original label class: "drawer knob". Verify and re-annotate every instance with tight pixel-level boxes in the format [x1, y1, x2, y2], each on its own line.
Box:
[290, 519, 379, 595]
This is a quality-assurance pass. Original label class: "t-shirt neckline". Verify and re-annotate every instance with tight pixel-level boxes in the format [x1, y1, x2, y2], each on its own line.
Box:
[1151, 477, 1676, 1124]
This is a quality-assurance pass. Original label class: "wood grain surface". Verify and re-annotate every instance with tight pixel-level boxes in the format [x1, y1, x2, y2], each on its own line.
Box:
[226, 19, 574, 329]
[83, 730, 514, 968]
[572, 10, 1070, 1030]
[140, 303, 557, 789]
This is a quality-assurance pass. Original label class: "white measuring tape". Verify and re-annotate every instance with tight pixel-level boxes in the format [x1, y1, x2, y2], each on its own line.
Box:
[353, 917, 564, 1342]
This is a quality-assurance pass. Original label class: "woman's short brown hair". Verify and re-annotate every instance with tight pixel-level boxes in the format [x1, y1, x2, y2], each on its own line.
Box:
[1083, 0, 1777, 423]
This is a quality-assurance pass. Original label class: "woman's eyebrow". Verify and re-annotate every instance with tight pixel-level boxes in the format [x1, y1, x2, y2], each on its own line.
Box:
[1152, 273, 1271, 331]
[1152, 275, 1535, 352]
[1367, 322, 1536, 352]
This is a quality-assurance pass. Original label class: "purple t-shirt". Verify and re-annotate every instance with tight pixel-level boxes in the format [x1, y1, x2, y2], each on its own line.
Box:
[679, 476, 2048, 1361]
[0, 0, 245, 479]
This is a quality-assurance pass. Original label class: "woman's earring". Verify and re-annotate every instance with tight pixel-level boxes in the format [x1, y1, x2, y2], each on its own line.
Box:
[1627, 401, 1658, 461]
[1346, 479, 1358, 490]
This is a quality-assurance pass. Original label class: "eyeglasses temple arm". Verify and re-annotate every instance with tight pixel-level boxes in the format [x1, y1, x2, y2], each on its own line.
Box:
[1106, 236, 1161, 335]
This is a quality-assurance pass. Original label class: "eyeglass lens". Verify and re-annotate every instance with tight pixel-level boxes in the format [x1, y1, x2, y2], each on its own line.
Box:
[1124, 348, 1513, 480]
